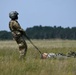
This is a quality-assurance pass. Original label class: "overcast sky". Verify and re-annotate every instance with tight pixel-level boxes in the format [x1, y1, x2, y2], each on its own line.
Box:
[0, 0, 76, 31]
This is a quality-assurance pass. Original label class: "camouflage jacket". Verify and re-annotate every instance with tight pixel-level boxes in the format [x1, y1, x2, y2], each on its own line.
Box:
[9, 20, 25, 38]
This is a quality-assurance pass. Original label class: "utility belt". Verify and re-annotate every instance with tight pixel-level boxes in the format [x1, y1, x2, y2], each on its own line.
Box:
[12, 31, 22, 39]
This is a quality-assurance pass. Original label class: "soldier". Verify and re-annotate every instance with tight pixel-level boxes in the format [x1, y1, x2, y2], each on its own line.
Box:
[42, 52, 68, 59]
[42, 53, 56, 59]
[9, 11, 27, 59]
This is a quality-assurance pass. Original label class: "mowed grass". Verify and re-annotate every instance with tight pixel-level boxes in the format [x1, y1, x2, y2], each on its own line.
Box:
[0, 39, 76, 75]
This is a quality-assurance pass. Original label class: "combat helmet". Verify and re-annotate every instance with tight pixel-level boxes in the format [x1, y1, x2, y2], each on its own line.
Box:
[9, 11, 19, 20]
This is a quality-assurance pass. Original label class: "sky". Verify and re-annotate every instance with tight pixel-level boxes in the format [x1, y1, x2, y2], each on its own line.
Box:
[0, 0, 76, 31]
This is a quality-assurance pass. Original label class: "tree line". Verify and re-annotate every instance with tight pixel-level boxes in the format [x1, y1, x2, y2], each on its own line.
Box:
[0, 25, 76, 40]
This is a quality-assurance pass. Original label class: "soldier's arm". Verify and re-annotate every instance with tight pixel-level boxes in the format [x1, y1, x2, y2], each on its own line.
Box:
[14, 21, 27, 36]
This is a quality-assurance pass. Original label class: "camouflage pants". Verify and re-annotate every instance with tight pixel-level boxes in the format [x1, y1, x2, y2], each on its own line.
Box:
[14, 36, 27, 59]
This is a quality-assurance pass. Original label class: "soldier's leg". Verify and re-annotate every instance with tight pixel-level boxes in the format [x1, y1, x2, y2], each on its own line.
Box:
[18, 41, 27, 59]
[15, 37, 27, 59]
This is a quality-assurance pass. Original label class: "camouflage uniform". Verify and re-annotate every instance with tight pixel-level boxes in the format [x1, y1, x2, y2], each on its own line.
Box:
[9, 20, 27, 59]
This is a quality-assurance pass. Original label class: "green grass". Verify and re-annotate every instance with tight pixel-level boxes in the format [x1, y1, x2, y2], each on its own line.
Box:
[0, 40, 76, 75]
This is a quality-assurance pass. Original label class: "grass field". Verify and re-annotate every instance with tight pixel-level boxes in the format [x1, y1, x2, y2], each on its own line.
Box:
[0, 39, 76, 75]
